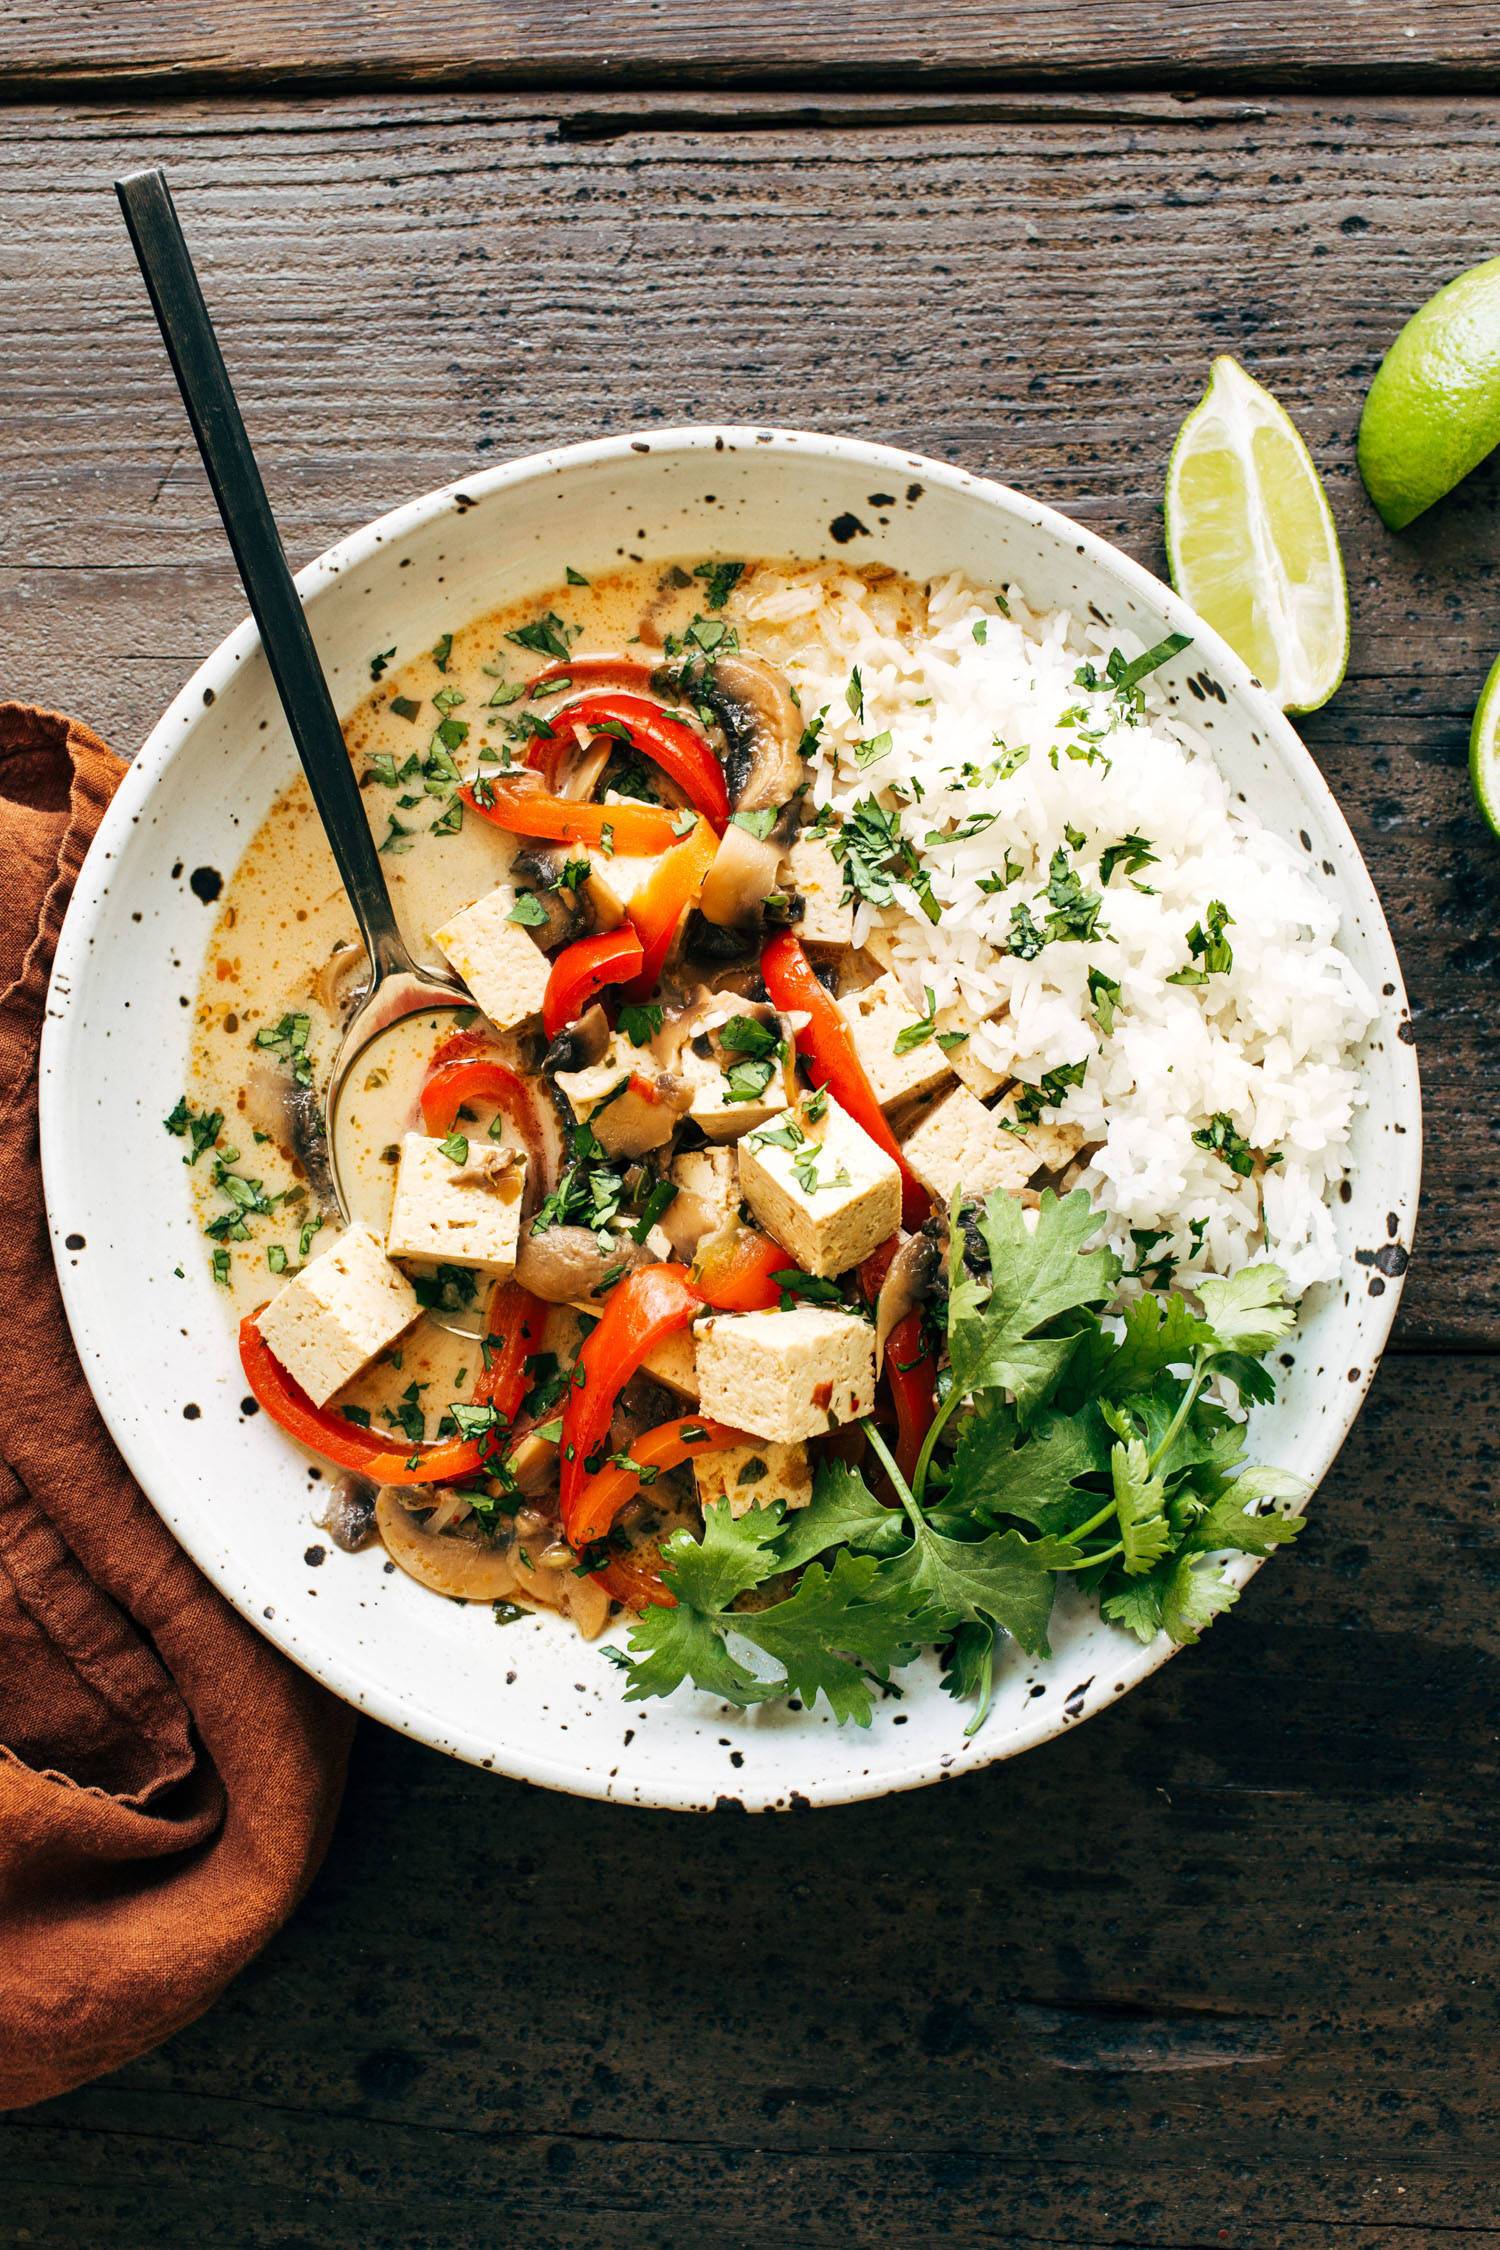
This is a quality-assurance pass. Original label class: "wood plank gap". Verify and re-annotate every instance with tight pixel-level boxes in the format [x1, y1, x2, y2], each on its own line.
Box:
[0, 56, 1499, 103]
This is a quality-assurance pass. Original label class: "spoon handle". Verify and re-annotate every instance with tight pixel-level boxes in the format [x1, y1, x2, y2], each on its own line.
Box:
[116, 167, 417, 983]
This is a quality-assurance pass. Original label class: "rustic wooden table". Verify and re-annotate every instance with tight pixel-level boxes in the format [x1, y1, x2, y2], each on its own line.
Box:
[2, 7, 1498, 2243]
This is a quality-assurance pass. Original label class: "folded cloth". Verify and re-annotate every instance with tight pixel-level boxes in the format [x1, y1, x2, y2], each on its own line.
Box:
[0, 703, 354, 2111]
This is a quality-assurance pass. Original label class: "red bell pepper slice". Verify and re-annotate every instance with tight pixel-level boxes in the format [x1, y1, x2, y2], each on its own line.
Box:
[884, 1308, 938, 1487]
[558, 1264, 703, 1540]
[691, 1224, 796, 1312]
[419, 1050, 548, 1179]
[591, 1544, 676, 1612]
[572, 1413, 747, 1553]
[473, 1278, 546, 1422]
[542, 926, 646, 1040]
[539, 691, 728, 830]
[760, 932, 928, 1229]
[240, 1275, 547, 1488]
[240, 1319, 494, 1486]
[462, 775, 682, 856]
[530, 655, 658, 694]
[620, 815, 718, 998]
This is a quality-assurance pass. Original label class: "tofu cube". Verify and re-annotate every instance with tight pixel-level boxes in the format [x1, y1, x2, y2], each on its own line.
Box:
[386, 1133, 527, 1273]
[696, 1307, 877, 1441]
[554, 1030, 678, 1156]
[989, 1089, 1084, 1180]
[660, 1148, 741, 1259]
[584, 850, 664, 930]
[685, 1045, 793, 1143]
[936, 998, 1011, 1099]
[694, 1437, 813, 1518]
[431, 885, 550, 1031]
[643, 1325, 700, 1400]
[901, 1085, 1081, 1205]
[784, 834, 853, 951]
[737, 1093, 900, 1277]
[837, 973, 956, 1110]
[257, 1222, 418, 1406]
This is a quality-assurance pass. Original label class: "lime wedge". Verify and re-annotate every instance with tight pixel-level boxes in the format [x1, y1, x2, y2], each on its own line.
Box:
[1357, 256, 1500, 531]
[1165, 355, 1349, 715]
[1470, 647, 1500, 837]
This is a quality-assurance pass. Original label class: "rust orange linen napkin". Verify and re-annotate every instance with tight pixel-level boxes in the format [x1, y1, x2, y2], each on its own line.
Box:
[0, 703, 354, 2111]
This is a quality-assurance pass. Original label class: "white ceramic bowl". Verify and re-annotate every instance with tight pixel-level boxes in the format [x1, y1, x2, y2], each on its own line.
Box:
[40, 428, 1421, 1810]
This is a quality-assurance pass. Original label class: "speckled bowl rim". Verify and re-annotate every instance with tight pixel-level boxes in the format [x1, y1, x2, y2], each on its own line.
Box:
[40, 424, 1422, 1809]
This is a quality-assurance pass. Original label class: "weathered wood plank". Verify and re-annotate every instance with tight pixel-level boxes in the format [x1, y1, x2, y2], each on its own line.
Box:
[0, 0, 1496, 93]
[1, 1348, 1495, 2242]
[1, 93, 1494, 1343]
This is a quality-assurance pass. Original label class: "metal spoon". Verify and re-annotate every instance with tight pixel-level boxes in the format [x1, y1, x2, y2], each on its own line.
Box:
[116, 167, 471, 1229]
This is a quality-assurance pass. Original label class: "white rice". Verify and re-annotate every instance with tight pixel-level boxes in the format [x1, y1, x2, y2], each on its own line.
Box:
[736, 563, 1376, 1297]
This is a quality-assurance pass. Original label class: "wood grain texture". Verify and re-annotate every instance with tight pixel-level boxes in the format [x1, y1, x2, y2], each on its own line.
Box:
[1, 1349, 1495, 2244]
[0, 0, 1497, 93]
[1, 94, 1495, 1337]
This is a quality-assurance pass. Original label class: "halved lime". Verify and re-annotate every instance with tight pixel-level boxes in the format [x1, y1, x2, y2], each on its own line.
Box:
[1470, 647, 1500, 837]
[1165, 355, 1349, 715]
[1357, 256, 1500, 531]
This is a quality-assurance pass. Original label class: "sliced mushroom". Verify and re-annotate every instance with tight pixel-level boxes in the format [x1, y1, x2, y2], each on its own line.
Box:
[312, 938, 368, 1023]
[553, 731, 615, 803]
[650, 992, 793, 1076]
[680, 908, 762, 966]
[699, 817, 786, 930]
[542, 1002, 611, 1076]
[565, 1571, 612, 1640]
[873, 1231, 942, 1373]
[240, 1055, 339, 1214]
[375, 1488, 520, 1601]
[675, 650, 805, 813]
[515, 1222, 655, 1304]
[509, 846, 597, 950]
[314, 1473, 379, 1553]
[507, 1426, 562, 1497]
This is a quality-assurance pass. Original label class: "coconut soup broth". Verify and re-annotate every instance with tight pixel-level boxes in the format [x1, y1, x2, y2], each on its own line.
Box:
[186, 559, 746, 1430]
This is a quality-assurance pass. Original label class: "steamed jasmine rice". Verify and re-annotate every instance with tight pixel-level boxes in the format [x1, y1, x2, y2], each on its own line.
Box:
[740, 563, 1375, 1297]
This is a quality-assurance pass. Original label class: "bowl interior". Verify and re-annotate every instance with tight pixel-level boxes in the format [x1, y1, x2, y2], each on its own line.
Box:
[40, 429, 1419, 1809]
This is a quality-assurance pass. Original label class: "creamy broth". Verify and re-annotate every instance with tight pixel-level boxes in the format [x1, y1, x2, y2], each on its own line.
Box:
[186, 559, 764, 1607]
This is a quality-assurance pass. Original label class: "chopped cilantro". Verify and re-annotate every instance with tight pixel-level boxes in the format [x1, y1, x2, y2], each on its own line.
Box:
[163, 1096, 223, 1164]
[693, 560, 744, 609]
[893, 987, 938, 1055]
[618, 1002, 665, 1048]
[507, 614, 573, 663]
[252, 1012, 314, 1087]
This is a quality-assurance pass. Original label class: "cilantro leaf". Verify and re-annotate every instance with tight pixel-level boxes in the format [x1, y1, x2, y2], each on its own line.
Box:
[619, 1498, 930, 1725]
[1184, 1468, 1307, 1556]
[1195, 1265, 1295, 1356]
[743, 1550, 931, 1726]
[948, 1396, 1109, 1531]
[1110, 1438, 1172, 1576]
[622, 1600, 774, 1708]
[774, 1456, 905, 1570]
[946, 1188, 1118, 1422]
[882, 1519, 1060, 1660]
[1098, 1290, 1214, 1397]
[1160, 1554, 1239, 1644]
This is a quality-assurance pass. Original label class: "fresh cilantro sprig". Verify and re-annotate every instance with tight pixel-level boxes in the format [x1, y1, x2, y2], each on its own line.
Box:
[613, 1189, 1305, 1735]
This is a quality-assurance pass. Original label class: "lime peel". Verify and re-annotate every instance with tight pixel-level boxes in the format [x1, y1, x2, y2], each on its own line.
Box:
[1470, 647, 1500, 839]
[1358, 256, 1500, 532]
[1165, 354, 1349, 716]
